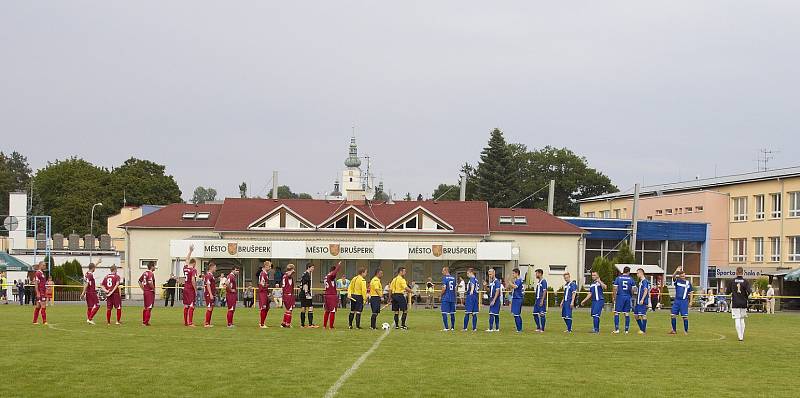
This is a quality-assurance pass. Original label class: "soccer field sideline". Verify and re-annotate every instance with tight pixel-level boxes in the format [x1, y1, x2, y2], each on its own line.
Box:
[4, 304, 797, 397]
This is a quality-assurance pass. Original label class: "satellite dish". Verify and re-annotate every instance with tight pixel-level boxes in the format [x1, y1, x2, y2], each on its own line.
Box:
[3, 216, 19, 231]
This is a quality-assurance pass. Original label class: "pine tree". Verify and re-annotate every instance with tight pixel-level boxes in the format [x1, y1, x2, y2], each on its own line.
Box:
[475, 128, 518, 207]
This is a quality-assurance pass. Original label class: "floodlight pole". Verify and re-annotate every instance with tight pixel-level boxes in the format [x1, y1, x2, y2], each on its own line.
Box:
[630, 184, 640, 251]
[89, 202, 102, 264]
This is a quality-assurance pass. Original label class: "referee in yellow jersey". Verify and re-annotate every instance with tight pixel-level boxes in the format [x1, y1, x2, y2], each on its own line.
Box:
[347, 268, 367, 329]
[390, 267, 413, 329]
[368, 269, 384, 329]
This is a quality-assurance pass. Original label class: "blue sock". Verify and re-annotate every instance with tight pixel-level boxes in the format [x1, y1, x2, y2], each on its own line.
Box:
[671, 317, 677, 331]
[636, 318, 643, 331]
[643, 318, 647, 332]
[566, 318, 572, 332]
[450, 314, 455, 329]
[683, 318, 689, 332]
[442, 313, 448, 329]
[541, 315, 546, 331]
[514, 316, 522, 332]
[533, 314, 540, 330]
[489, 315, 494, 330]
[494, 315, 500, 330]
[472, 314, 477, 330]
[593, 316, 600, 332]
[463, 313, 469, 330]
[614, 313, 620, 330]
[624, 315, 630, 332]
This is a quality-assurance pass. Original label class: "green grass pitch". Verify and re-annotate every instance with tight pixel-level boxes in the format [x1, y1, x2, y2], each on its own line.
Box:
[4, 303, 796, 397]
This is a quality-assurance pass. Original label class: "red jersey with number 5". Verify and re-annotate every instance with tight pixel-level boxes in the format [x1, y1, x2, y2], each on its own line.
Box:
[183, 266, 197, 292]
[258, 271, 270, 294]
[282, 274, 293, 296]
[226, 272, 237, 294]
[324, 264, 340, 295]
[139, 270, 155, 292]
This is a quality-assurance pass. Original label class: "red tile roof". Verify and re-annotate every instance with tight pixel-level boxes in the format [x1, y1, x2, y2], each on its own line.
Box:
[120, 199, 582, 235]
[488, 208, 584, 234]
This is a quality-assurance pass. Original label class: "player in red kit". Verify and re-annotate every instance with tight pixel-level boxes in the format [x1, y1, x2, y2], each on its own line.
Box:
[258, 261, 272, 328]
[323, 261, 342, 329]
[183, 245, 199, 327]
[102, 265, 123, 325]
[138, 262, 156, 326]
[80, 260, 101, 325]
[280, 264, 297, 328]
[203, 262, 217, 327]
[32, 261, 48, 325]
[225, 266, 240, 327]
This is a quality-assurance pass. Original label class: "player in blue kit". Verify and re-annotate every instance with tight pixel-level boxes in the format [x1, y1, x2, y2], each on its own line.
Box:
[506, 268, 524, 332]
[532, 269, 548, 332]
[462, 268, 479, 332]
[669, 266, 693, 335]
[612, 266, 635, 334]
[440, 267, 456, 331]
[560, 272, 578, 333]
[581, 271, 606, 333]
[634, 268, 651, 334]
[485, 268, 502, 332]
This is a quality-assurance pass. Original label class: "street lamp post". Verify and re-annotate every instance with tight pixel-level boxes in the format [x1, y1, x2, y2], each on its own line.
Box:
[89, 202, 103, 264]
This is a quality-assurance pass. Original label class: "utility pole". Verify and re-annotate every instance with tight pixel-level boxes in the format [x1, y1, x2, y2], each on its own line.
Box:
[547, 180, 555, 214]
[630, 183, 640, 250]
[459, 175, 467, 201]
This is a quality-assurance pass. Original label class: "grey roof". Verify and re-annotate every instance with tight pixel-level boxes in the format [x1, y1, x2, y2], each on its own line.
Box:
[579, 165, 800, 203]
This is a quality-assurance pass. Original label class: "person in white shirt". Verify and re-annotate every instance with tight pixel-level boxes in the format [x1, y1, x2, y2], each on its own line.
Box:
[457, 278, 466, 306]
[765, 285, 776, 314]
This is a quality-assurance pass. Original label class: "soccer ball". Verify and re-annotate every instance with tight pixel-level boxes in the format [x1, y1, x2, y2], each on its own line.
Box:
[381, 322, 391, 330]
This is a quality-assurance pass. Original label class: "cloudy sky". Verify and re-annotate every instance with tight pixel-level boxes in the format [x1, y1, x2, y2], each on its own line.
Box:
[1, 1, 797, 201]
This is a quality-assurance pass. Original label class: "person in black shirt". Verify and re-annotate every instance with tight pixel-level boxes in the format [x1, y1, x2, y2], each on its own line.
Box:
[728, 267, 752, 342]
[299, 263, 317, 328]
[164, 274, 177, 307]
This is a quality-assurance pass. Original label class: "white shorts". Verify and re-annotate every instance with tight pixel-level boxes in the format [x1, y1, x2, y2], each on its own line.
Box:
[731, 308, 748, 319]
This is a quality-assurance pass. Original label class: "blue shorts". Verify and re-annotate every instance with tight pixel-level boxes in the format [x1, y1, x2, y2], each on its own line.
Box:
[634, 304, 648, 316]
[591, 300, 604, 318]
[511, 298, 523, 316]
[489, 302, 501, 315]
[614, 298, 632, 313]
[441, 300, 455, 314]
[350, 295, 364, 312]
[561, 304, 573, 319]
[465, 296, 479, 313]
[370, 296, 381, 314]
[533, 301, 547, 315]
[671, 299, 689, 317]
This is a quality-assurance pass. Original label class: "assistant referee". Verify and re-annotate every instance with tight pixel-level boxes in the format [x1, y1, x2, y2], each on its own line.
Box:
[390, 267, 413, 330]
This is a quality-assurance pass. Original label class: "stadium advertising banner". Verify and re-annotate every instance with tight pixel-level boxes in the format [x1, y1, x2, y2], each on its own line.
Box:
[169, 240, 516, 261]
[713, 266, 772, 279]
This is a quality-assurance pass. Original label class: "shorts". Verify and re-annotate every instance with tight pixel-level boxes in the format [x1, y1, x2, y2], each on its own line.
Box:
[489, 302, 501, 316]
[143, 291, 155, 309]
[731, 308, 748, 320]
[350, 295, 364, 312]
[511, 298, 522, 316]
[301, 297, 313, 308]
[370, 296, 381, 314]
[464, 296, 479, 314]
[258, 292, 269, 310]
[183, 288, 196, 306]
[226, 294, 238, 310]
[634, 304, 648, 316]
[324, 295, 338, 312]
[561, 303, 573, 319]
[86, 295, 99, 309]
[391, 293, 407, 312]
[441, 300, 455, 315]
[533, 301, 547, 315]
[205, 294, 215, 308]
[106, 294, 122, 309]
[283, 295, 295, 311]
[671, 299, 689, 317]
[591, 300, 604, 318]
[614, 298, 632, 313]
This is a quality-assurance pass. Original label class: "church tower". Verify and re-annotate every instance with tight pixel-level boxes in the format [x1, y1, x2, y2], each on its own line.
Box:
[341, 135, 371, 201]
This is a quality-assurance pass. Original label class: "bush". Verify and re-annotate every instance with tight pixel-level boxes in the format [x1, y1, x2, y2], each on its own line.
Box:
[660, 284, 671, 308]
[591, 256, 614, 291]
[753, 277, 769, 293]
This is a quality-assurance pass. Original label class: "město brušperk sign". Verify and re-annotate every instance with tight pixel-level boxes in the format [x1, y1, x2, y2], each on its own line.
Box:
[169, 240, 516, 261]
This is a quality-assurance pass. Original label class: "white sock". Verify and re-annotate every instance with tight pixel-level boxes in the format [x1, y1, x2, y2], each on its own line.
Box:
[735, 319, 745, 340]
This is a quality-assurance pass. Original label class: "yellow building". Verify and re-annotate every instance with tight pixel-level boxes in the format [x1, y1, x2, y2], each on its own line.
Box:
[579, 166, 800, 287]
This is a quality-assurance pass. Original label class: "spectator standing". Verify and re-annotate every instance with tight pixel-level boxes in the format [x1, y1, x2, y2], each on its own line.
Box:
[0, 274, 7, 304]
[337, 275, 350, 308]
[272, 283, 282, 309]
[457, 277, 466, 307]
[12, 280, 18, 303]
[164, 274, 177, 307]
[766, 285, 776, 314]
[25, 278, 34, 305]
[650, 284, 660, 311]
[243, 282, 254, 308]
[274, 267, 283, 289]
[16, 280, 24, 305]
[46, 276, 55, 305]
[424, 278, 433, 308]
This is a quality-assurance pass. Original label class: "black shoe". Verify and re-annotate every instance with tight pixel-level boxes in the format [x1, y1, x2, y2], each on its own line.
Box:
[349, 326, 353, 329]
[356, 326, 362, 330]
[394, 326, 400, 329]
[401, 325, 408, 330]
[370, 327, 376, 330]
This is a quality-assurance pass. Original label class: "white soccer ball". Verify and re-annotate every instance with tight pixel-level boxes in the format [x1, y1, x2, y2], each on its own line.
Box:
[381, 322, 391, 330]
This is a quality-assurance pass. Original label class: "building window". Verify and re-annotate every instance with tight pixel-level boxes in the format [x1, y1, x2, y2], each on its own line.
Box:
[140, 259, 157, 270]
[754, 237, 764, 262]
[770, 237, 781, 262]
[549, 265, 567, 274]
[790, 236, 800, 262]
[695, 206, 704, 212]
[665, 209, 673, 215]
[754, 195, 765, 220]
[771, 193, 782, 218]
[732, 197, 747, 221]
[499, 216, 513, 225]
[613, 209, 621, 219]
[655, 210, 663, 216]
[666, 241, 702, 275]
[732, 239, 747, 262]
[685, 207, 693, 214]
[585, 211, 595, 218]
[600, 210, 610, 219]
[789, 192, 800, 217]
[513, 216, 527, 225]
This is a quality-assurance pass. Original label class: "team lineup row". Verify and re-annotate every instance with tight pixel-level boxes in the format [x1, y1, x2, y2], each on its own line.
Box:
[26, 245, 754, 340]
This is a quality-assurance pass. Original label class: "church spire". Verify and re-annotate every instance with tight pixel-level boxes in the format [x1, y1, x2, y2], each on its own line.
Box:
[344, 131, 361, 168]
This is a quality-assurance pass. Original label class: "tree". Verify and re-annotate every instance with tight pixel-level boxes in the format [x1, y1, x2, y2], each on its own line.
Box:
[109, 158, 182, 207]
[298, 193, 313, 199]
[0, 151, 32, 215]
[267, 185, 303, 199]
[591, 256, 615, 292]
[613, 242, 635, 266]
[239, 182, 248, 198]
[474, 128, 519, 207]
[432, 183, 460, 201]
[32, 157, 111, 235]
[191, 187, 218, 204]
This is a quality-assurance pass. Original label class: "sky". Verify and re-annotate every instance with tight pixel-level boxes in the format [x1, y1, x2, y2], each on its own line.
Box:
[1, 1, 798, 201]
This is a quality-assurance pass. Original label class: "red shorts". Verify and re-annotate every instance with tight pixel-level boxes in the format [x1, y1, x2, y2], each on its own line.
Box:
[143, 291, 155, 309]
[106, 294, 122, 309]
[37, 295, 48, 304]
[324, 295, 338, 312]
[226, 294, 238, 310]
[86, 294, 99, 308]
[183, 288, 196, 306]
[258, 292, 269, 310]
[204, 294, 215, 308]
[283, 296, 295, 311]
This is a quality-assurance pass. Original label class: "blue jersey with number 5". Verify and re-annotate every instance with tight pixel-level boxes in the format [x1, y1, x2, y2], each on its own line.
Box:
[614, 275, 635, 299]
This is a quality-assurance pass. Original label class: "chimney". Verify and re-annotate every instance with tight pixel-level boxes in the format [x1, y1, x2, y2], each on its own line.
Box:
[459, 175, 467, 201]
[8, 191, 27, 250]
[272, 170, 279, 200]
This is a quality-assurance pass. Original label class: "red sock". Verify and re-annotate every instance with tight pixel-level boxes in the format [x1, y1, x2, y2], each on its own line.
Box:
[260, 309, 267, 326]
[91, 306, 99, 320]
[183, 307, 188, 325]
[142, 310, 147, 324]
[106, 309, 112, 323]
[87, 308, 92, 320]
[41, 308, 47, 323]
[33, 307, 40, 323]
[188, 307, 195, 325]
[116, 308, 122, 322]
[227, 310, 234, 326]
[205, 310, 212, 325]
[329, 312, 336, 328]
[323, 311, 330, 327]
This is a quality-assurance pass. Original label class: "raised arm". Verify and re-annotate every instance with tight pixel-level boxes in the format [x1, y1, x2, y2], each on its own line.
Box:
[185, 244, 194, 267]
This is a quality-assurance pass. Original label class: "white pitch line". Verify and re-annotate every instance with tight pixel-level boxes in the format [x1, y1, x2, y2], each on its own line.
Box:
[323, 329, 391, 398]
